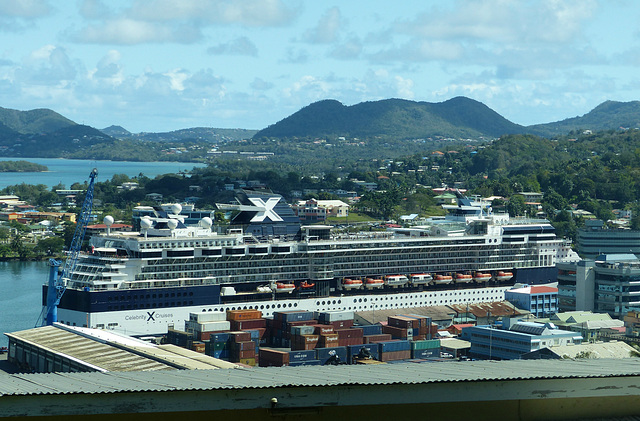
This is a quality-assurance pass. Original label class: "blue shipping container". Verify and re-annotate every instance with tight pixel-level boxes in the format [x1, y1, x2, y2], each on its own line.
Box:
[288, 349, 316, 362]
[379, 340, 411, 352]
[210, 333, 230, 343]
[315, 347, 348, 365]
[412, 348, 439, 359]
[347, 344, 380, 363]
[359, 324, 383, 336]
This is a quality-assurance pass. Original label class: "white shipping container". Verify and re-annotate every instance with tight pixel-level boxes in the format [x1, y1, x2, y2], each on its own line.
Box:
[196, 321, 231, 332]
[189, 311, 227, 323]
[317, 310, 355, 322]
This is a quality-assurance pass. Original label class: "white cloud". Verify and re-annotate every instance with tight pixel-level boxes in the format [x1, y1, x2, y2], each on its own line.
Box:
[303, 6, 343, 44]
[71, 18, 201, 44]
[207, 37, 258, 56]
[0, 0, 52, 18]
[128, 0, 298, 26]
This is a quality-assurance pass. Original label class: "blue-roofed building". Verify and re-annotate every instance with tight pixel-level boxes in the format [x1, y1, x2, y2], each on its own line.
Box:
[461, 320, 582, 360]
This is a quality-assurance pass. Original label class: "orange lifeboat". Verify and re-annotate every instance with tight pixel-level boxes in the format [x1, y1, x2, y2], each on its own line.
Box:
[364, 277, 384, 289]
[274, 282, 296, 293]
[342, 278, 363, 290]
[433, 274, 453, 285]
[495, 271, 514, 281]
[455, 273, 473, 283]
[473, 272, 491, 283]
[299, 281, 315, 289]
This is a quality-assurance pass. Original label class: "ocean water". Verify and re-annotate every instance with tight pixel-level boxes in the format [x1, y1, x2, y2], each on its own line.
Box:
[0, 260, 49, 348]
[0, 157, 206, 189]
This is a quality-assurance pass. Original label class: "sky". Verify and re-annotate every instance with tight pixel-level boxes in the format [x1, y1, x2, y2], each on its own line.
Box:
[0, 0, 639, 133]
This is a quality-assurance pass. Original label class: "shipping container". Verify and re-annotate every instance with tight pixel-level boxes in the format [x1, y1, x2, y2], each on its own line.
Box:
[316, 310, 355, 323]
[288, 349, 316, 362]
[378, 340, 411, 352]
[379, 349, 411, 362]
[189, 311, 226, 323]
[273, 310, 315, 323]
[411, 339, 441, 350]
[259, 348, 289, 367]
[230, 318, 267, 330]
[315, 347, 348, 365]
[347, 344, 380, 363]
[228, 331, 251, 343]
[227, 309, 262, 321]
[364, 334, 393, 343]
[411, 348, 439, 359]
[359, 324, 383, 336]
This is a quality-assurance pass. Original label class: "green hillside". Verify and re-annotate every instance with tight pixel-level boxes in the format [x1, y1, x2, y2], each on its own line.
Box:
[0, 107, 75, 134]
[254, 97, 526, 140]
[528, 100, 640, 137]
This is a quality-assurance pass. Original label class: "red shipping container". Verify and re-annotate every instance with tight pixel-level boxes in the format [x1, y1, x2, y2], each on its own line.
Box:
[228, 331, 251, 343]
[338, 337, 363, 347]
[230, 349, 256, 360]
[380, 350, 411, 362]
[312, 324, 335, 335]
[388, 315, 418, 329]
[326, 319, 354, 329]
[382, 325, 411, 339]
[230, 318, 267, 330]
[259, 348, 289, 367]
[232, 341, 256, 351]
[318, 333, 339, 348]
[364, 334, 393, 343]
[335, 328, 363, 339]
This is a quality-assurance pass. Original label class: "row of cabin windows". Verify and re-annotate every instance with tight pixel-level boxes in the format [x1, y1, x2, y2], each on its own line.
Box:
[107, 291, 195, 301]
[107, 301, 194, 311]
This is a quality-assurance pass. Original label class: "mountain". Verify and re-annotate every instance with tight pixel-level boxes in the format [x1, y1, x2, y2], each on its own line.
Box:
[528, 100, 640, 137]
[0, 107, 75, 134]
[123, 127, 258, 143]
[253, 97, 527, 140]
[101, 125, 131, 137]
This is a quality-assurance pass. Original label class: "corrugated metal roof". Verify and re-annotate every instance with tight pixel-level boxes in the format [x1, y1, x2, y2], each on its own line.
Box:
[355, 305, 455, 325]
[2, 359, 640, 397]
[449, 301, 527, 318]
[6, 326, 174, 372]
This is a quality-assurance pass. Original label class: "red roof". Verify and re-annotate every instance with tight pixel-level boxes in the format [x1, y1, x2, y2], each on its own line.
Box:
[529, 286, 558, 293]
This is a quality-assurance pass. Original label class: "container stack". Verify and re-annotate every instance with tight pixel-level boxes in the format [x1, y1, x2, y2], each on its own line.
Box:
[228, 331, 257, 366]
[378, 340, 412, 362]
[411, 339, 441, 359]
[173, 309, 455, 367]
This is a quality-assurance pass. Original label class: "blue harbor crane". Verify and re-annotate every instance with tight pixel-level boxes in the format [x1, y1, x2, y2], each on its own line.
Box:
[38, 168, 98, 326]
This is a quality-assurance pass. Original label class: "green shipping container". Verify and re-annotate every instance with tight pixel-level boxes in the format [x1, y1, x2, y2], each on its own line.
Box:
[411, 339, 440, 350]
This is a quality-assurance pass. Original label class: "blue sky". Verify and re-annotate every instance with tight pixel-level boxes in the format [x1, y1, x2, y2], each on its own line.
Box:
[0, 0, 638, 133]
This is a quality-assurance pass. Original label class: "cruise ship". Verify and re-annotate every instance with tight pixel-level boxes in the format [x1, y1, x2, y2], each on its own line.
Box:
[45, 190, 579, 337]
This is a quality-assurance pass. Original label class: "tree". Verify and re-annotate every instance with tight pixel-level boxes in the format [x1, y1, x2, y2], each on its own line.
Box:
[506, 195, 527, 217]
[34, 236, 65, 256]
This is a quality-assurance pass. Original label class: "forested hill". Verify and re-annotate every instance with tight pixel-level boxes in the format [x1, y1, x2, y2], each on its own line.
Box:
[254, 97, 527, 140]
[528, 100, 640, 137]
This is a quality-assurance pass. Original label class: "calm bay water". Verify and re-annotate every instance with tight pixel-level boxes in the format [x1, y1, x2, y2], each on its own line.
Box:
[0, 157, 206, 189]
[0, 260, 49, 347]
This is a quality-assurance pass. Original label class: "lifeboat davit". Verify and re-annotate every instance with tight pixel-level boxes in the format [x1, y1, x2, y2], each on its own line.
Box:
[455, 273, 473, 283]
[473, 272, 491, 283]
[433, 274, 453, 285]
[342, 278, 363, 290]
[274, 282, 296, 293]
[495, 271, 514, 281]
[409, 273, 433, 285]
[364, 277, 384, 289]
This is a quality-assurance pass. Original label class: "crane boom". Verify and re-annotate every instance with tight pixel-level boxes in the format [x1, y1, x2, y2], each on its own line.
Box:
[40, 168, 98, 326]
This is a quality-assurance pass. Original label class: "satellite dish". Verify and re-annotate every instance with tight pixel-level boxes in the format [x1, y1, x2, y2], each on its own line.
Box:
[103, 215, 114, 235]
[171, 204, 182, 215]
[167, 219, 178, 230]
[200, 217, 213, 228]
[140, 218, 153, 229]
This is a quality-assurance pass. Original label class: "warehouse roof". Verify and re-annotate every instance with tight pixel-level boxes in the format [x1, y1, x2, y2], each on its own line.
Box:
[5, 324, 237, 372]
[2, 359, 640, 397]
